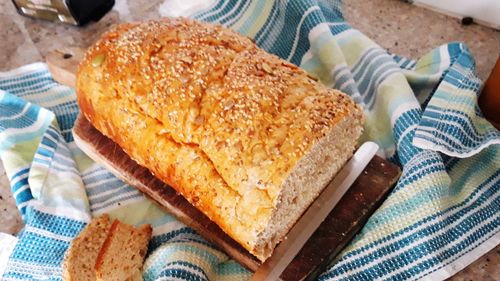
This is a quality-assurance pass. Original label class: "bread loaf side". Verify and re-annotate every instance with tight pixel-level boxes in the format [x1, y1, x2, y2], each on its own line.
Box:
[76, 18, 364, 261]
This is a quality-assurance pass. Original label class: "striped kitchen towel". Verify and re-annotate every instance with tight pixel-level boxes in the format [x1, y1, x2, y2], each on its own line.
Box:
[1, 0, 499, 280]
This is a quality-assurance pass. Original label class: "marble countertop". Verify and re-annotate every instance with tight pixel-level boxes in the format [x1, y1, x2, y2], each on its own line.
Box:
[0, 0, 498, 279]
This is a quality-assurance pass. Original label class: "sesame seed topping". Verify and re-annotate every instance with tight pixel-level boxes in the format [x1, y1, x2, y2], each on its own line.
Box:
[84, 17, 361, 204]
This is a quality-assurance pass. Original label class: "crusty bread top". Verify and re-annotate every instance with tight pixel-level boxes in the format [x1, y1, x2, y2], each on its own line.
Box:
[79, 17, 362, 206]
[77, 18, 364, 260]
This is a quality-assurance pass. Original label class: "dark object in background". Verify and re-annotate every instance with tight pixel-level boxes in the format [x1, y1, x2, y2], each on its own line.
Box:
[479, 55, 500, 130]
[12, 0, 114, 26]
[461, 17, 474, 26]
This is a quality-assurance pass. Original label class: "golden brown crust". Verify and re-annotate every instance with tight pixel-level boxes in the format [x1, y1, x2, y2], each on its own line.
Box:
[94, 219, 118, 272]
[76, 18, 363, 260]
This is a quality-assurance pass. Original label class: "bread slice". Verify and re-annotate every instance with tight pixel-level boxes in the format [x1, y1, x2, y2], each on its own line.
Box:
[62, 214, 112, 281]
[76, 18, 364, 261]
[95, 220, 152, 281]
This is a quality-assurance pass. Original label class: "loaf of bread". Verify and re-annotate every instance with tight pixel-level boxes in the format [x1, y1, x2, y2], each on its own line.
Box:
[76, 18, 364, 261]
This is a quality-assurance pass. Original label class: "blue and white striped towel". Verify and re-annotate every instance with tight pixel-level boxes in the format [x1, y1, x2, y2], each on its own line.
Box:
[1, 1, 499, 280]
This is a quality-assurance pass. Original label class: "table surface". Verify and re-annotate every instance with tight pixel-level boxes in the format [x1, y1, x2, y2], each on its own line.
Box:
[0, 0, 498, 279]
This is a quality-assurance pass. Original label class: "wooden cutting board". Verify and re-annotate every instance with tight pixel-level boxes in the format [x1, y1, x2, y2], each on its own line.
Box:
[48, 47, 401, 281]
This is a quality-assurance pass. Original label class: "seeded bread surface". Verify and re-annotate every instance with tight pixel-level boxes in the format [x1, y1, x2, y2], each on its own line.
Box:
[76, 18, 364, 261]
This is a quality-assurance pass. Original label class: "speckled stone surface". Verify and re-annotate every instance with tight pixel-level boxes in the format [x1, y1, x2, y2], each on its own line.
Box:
[0, 162, 21, 235]
[343, 0, 500, 81]
[0, 0, 498, 279]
